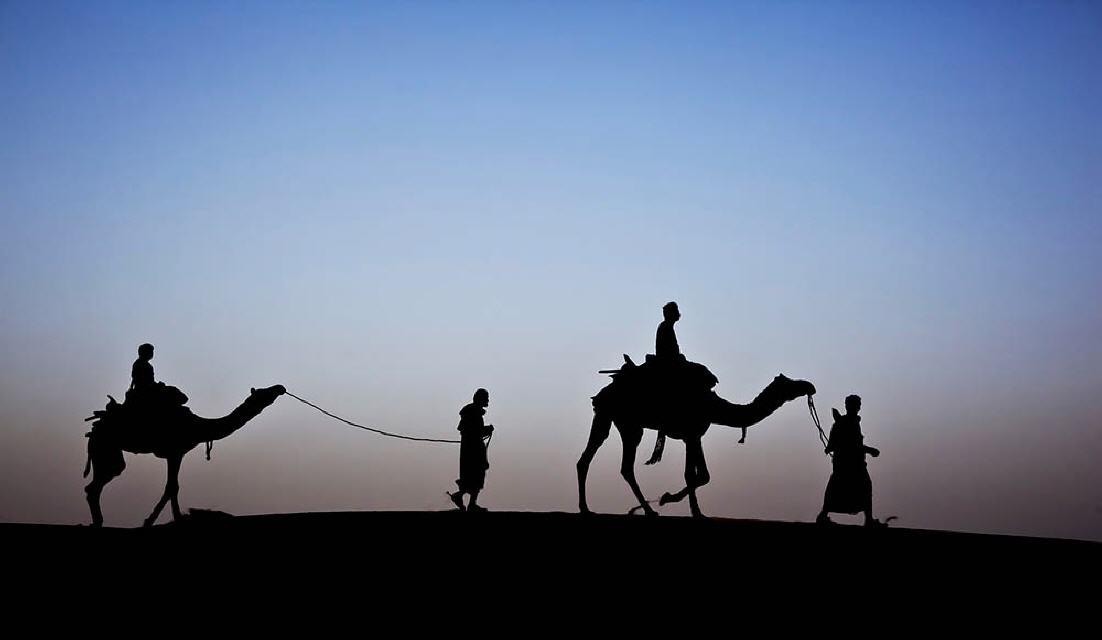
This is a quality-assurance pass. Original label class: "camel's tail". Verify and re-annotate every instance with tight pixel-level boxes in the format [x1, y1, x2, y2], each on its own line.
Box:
[83, 432, 93, 478]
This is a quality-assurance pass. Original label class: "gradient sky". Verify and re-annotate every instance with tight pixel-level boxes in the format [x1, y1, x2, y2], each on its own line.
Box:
[2, 1, 1100, 540]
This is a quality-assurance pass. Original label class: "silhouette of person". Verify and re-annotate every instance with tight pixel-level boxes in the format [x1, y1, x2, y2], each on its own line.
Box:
[644, 301, 734, 463]
[816, 394, 882, 527]
[448, 388, 494, 513]
[656, 302, 681, 360]
[130, 343, 156, 393]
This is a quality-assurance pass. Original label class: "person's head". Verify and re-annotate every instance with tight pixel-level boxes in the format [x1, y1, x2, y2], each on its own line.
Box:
[473, 388, 489, 408]
[845, 394, 861, 415]
[663, 301, 680, 322]
[138, 343, 154, 361]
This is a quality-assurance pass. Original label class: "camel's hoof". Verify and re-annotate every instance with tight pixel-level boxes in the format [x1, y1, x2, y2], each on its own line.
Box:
[644, 508, 659, 517]
[658, 492, 676, 506]
[142, 518, 156, 529]
[89, 521, 102, 529]
[691, 511, 709, 520]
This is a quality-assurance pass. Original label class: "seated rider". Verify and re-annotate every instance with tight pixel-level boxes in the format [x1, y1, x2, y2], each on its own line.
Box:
[656, 301, 682, 361]
[126, 343, 187, 409]
[128, 343, 156, 404]
[644, 303, 733, 466]
[131, 343, 155, 392]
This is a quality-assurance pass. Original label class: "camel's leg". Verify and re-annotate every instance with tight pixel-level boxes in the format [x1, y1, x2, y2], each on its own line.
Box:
[659, 438, 712, 513]
[144, 455, 182, 528]
[620, 427, 656, 516]
[685, 437, 710, 518]
[660, 486, 691, 506]
[84, 479, 106, 528]
[84, 438, 125, 527]
[644, 432, 666, 465]
[577, 412, 612, 514]
[169, 456, 184, 521]
[659, 442, 693, 505]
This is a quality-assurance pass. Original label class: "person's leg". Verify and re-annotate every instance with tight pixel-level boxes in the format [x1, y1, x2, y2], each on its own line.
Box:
[467, 490, 484, 511]
[861, 472, 879, 526]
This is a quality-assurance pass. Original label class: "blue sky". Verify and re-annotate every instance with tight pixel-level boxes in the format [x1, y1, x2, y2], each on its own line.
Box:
[2, 1, 1100, 538]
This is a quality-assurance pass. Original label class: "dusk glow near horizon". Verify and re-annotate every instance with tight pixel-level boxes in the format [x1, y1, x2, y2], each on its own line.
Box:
[2, 2, 1100, 540]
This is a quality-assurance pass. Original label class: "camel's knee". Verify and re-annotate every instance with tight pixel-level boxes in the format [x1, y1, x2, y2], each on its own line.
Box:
[577, 448, 597, 471]
[684, 467, 710, 488]
[688, 472, 709, 488]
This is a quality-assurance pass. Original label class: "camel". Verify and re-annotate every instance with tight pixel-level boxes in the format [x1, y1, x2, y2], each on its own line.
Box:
[82, 385, 286, 527]
[576, 357, 815, 517]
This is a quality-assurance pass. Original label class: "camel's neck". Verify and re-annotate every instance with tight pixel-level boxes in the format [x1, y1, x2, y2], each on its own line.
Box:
[709, 394, 754, 429]
[191, 391, 281, 444]
[709, 375, 813, 430]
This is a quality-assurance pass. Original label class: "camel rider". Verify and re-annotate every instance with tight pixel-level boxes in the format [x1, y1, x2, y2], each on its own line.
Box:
[127, 342, 187, 410]
[129, 339, 157, 398]
[647, 303, 683, 465]
[656, 302, 681, 360]
[131, 343, 155, 393]
[644, 302, 732, 466]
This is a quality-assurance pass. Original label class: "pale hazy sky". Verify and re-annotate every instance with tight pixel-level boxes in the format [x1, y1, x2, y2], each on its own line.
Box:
[2, 1, 1100, 540]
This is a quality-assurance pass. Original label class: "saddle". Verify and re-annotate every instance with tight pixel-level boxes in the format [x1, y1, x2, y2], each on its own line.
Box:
[605, 353, 718, 392]
[124, 382, 188, 409]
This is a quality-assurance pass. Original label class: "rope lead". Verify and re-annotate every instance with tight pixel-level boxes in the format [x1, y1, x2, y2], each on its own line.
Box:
[285, 391, 461, 444]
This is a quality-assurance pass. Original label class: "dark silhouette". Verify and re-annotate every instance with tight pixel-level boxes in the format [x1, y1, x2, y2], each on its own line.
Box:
[125, 342, 191, 413]
[645, 302, 746, 461]
[83, 384, 286, 527]
[5, 512, 1096, 608]
[578, 350, 815, 517]
[448, 388, 494, 512]
[816, 394, 883, 527]
[130, 343, 155, 392]
[656, 301, 681, 359]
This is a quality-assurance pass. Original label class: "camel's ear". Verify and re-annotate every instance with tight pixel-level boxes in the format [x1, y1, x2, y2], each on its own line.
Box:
[250, 387, 256, 394]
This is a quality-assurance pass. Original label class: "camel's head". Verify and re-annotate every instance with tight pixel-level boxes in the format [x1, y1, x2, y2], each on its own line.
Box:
[774, 374, 816, 399]
[248, 385, 287, 409]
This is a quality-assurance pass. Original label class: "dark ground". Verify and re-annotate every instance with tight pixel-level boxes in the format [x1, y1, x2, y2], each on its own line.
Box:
[4, 510, 1098, 626]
